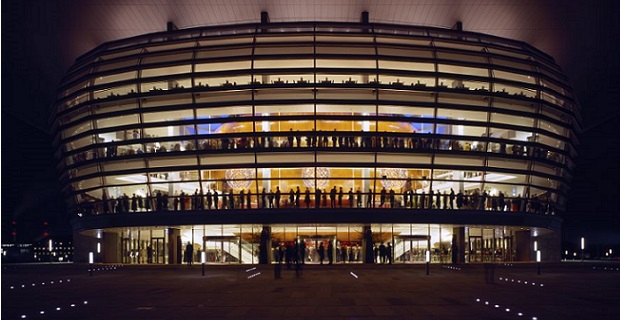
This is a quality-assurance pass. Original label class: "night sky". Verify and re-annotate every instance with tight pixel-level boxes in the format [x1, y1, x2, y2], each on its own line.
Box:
[2, 1, 619, 247]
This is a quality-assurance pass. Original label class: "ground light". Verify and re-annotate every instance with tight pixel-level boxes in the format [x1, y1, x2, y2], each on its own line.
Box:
[536, 250, 541, 275]
[201, 251, 206, 276]
[89, 252, 94, 276]
[425, 250, 430, 275]
[581, 237, 585, 261]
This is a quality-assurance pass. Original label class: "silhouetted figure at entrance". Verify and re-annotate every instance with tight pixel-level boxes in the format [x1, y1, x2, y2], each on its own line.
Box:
[318, 243, 325, 264]
[327, 242, 334, 264]
[185, 242, 194, 265]
[379, 243, 387, 264]
[387, 243, 393, 264]
[147, 245, 153, 263]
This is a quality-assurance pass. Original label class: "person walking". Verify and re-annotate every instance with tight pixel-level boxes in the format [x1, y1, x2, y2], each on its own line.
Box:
[318, 243, 325, 264]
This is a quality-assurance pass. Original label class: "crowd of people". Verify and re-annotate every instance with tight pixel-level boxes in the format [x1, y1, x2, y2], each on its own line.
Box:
[83, 186, 554, 216]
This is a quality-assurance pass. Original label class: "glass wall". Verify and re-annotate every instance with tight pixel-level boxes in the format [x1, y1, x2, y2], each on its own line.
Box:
[54, 22, 578, 218]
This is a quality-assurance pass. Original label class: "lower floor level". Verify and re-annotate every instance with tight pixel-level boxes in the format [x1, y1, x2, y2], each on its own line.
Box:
[74, 223, 561, 264]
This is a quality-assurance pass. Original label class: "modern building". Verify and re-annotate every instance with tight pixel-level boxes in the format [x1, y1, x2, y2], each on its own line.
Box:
[52, 16, 580, 265]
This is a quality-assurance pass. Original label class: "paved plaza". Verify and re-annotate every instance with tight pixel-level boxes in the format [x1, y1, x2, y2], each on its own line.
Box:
[2, 262, 619, 319]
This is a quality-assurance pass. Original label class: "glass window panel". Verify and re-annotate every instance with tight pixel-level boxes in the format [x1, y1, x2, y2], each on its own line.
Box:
[201, 153, 255, 166]
[257, 74, 314, 85]
[377, 47, 433, 58]
[316, 73, 373, 84]
[257, 152, 314, 164]
[490, 58, 534, 72]
[96, 58, 139, 72]
[541, 89, 565, 106]
[142, 109, 194, 123]
[378, 89, 435, 103]
[315, 87, 378, 100]
[538, 119, 566, 137]
[486, 47, 530, 60]
[316, 59, 375, 68]
[434, 154, 484, 166]
[441, 124, 487, 137]
[315, 35, 374, 43]
[102, 159, 146, 172]
[196, 47, 252, 59]
[377, 121, 416, 133]
[488, 127, 534, 142]
[434, 41, 485, 52]
[142, 125, 195, 139]
[436, 78, 490, 91]
[141, 52, 193, 64]
[379, 74, 435, 87]
[254, 88, 313, 101]
[378, 105, 433, 117]
[493, 70, 536, 84]
[198, 36, 254, 47]
[254, 59, 314, 69]
[490, 113, 534, 128]
[316, 152, 374, 163]
[72, 163, 100, 178]
[194, 74, 250, 87]
[493, 82, 536, 98]
[255, 35, 314, 43]
[194, 60, 251, 72]
[537, 133, 565, 150]
[103, 173, 148, 186]
[439, 92, 486, 109]
[96, 114, 139, 130]
[254, 45, 314, 56]
[375, 36, 431, 46]
[141, 65, 191, 78]
[63, 120, 93, 138]
[436, 51, 487, 63]
[378, 60, 434, 72]
[94, 84, 137, 99]
[141, 93, 192, 108]
[195, 90, 252, 103]
[196, 105, 252, 119]
[436, 109, 487, 122]
[94, 71, 137, 86]
[256, 104, 314, 116]
[144, 42, 195, 53]
[438, 64, 488, 77]
[148, 155, 198, 168]
[316, 46, 374, 55]
[93, 100, 137, 115]
[492, 98, 537, 113]
[74, 177, 102, 191]
[316, 119, 377, 133]
[486, 158, 528, 171]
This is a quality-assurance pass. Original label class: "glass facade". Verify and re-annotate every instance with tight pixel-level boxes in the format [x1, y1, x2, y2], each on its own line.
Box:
[53, 22, 578, 264]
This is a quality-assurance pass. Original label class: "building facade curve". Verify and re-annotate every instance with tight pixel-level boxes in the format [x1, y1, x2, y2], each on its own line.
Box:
[52, 21, 580, 265]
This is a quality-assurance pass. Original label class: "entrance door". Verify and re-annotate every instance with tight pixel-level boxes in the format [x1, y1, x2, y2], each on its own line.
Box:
[468, 236, 483, 262]
[152, 237, 165, 264]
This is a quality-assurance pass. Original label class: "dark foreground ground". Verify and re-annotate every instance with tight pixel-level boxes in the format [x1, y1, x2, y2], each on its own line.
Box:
[2, 262, 619, 319]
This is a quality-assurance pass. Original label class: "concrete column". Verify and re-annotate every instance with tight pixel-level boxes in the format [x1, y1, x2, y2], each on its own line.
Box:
[103, 232, 120, 263]
[167, 228, 181, 264]
[259, 226, 272, 264]
[362, 225, 374, 264]
[515, 230, 532, 261]
[452, 227, 466, 264]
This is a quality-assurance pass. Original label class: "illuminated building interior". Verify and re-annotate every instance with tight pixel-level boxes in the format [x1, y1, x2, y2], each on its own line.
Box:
[53, 21, 579, 264]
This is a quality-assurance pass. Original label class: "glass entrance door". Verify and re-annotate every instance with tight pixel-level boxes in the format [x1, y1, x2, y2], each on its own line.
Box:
[151, 237, 165, 264]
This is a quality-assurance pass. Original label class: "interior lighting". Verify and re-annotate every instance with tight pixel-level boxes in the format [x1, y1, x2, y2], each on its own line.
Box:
[302, 167, 330, 188]
[379, 168, 407, 189]
[224, 168, 255, 189]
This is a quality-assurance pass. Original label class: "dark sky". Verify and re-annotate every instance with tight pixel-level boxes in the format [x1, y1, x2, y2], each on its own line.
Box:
[1, 0, 619, 245]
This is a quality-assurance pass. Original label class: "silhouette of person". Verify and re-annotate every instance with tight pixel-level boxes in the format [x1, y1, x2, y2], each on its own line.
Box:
[147, 245, 153, 264]
[318, 243, 325, 264]
[389, 189, 395, 208]
[327, 241, 334, 264]
[348, 188, 354, 208]
[338, 187, 343, 208]
[275, 186, 281, 208]
[185, 242, 194, 265]
[380, 187, 387, 208]
[387, 243, 392, 264]
[379, 243, 386, 264]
